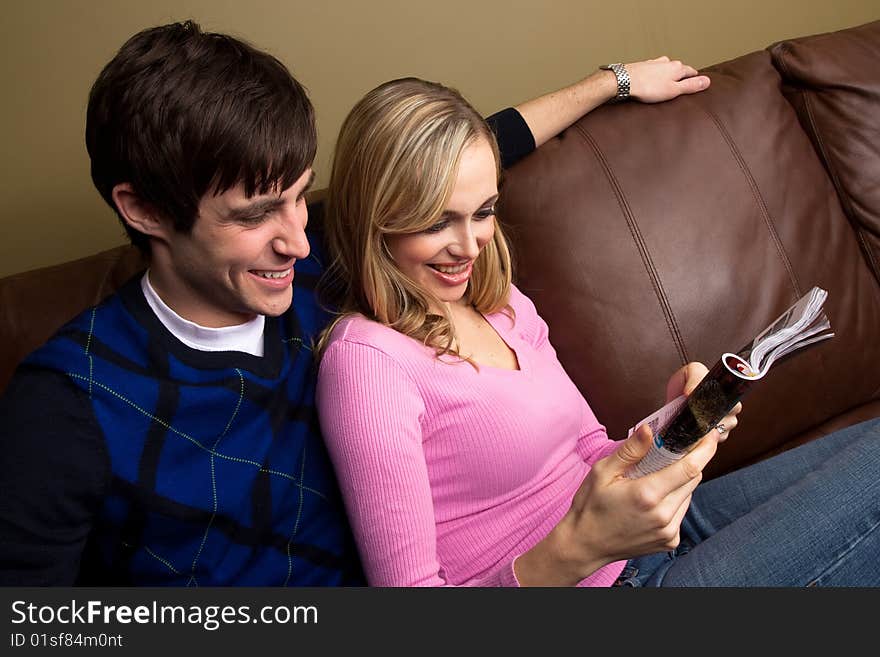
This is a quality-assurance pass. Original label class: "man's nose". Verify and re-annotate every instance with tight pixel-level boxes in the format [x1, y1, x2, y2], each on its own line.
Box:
[272, 208, 310, 259]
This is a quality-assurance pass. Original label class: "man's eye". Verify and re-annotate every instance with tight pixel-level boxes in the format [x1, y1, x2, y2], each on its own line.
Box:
[239, 206, 280, 224]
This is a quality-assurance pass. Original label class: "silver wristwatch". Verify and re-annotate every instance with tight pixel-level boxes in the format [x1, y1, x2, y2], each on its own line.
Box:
[600, 63, 631, 102]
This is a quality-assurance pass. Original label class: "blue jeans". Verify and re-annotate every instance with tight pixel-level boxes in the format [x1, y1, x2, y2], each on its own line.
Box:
[614, 417, 880, 586]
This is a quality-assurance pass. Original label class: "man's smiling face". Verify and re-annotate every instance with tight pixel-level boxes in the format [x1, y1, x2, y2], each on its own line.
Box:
[148, 167, 315, 327]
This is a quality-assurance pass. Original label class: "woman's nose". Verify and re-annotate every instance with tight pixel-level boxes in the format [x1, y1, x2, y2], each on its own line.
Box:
[449, 223, 479, 259]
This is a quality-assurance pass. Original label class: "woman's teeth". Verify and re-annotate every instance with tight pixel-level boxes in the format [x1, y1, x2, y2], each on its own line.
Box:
[430, 263, 468, 274]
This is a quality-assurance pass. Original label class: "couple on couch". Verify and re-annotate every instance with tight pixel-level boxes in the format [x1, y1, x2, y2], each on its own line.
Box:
[1, 20, 877, 588]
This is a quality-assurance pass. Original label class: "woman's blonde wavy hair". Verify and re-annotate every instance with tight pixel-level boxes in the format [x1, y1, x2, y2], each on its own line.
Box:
[317, 77, 513, 360]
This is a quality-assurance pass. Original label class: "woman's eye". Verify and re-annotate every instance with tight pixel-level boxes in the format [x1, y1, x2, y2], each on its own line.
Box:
[474, 206, 496, 220]
[423, 220, 448, 234]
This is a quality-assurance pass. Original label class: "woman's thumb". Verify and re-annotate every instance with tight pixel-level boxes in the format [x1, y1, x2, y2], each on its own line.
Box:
[613, 424, 655, 469]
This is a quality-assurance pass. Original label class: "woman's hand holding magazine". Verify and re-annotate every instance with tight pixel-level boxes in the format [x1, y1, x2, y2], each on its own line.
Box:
[626, 287, 834, 478]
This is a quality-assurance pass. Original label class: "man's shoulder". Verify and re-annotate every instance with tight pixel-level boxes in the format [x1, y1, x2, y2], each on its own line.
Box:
[22, 278, 152, 378]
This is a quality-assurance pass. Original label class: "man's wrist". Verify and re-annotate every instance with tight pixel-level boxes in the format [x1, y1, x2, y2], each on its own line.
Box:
[595, 68, 619, 103]
[599, 62, 631, 102]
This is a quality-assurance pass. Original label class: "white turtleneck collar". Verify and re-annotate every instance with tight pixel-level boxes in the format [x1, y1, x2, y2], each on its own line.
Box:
[140, 271, 265, 357]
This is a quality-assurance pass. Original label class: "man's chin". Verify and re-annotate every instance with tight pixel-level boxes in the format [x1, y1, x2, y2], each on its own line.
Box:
[261, 307, 291, 318]
[255, 291, 294, 318]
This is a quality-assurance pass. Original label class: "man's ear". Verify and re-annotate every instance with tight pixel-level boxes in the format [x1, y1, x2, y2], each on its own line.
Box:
[111, 183, 171, 241]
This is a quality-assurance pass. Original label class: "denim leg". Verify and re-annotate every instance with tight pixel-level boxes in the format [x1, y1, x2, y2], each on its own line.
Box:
[618, 417, 880, 586]
[684, 417, 879, 539]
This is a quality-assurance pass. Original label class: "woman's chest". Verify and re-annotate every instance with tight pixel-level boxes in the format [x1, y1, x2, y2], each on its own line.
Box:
[415, 347, 588, 496]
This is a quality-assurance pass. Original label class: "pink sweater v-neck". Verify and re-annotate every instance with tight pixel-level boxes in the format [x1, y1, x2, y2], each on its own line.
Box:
[317, 285, 625, 586]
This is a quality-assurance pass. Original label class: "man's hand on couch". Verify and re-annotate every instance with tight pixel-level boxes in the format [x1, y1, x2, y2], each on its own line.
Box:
[626, 56, 710, 103]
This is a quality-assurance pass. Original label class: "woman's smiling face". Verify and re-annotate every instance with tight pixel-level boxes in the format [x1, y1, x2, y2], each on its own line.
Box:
[385, 137, 498, 307]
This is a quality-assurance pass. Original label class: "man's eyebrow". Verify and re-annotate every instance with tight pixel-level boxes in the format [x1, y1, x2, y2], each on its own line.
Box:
[225, 171, 315, 221]
[226, 197, 286, 221]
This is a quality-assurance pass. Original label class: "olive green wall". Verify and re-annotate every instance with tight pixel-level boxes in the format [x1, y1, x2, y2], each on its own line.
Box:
[1, 1, 877, 277]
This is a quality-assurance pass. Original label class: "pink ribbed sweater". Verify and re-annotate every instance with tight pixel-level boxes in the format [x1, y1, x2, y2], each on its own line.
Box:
[317, 285, 626, 586]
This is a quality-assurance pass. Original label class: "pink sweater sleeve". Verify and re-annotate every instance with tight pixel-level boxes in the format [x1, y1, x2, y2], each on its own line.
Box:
[317, 338, 519, 587]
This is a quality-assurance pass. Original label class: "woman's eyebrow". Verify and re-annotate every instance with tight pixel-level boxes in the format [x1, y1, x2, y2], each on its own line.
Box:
[440, 194, 500, 219]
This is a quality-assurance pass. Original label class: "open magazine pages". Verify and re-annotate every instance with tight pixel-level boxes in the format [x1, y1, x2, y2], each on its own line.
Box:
[739, 286, 833, 378]
[626, 286, 834, 479]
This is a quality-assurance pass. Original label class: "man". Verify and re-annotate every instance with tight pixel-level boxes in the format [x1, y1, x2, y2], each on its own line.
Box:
[0, 21, 707, 585]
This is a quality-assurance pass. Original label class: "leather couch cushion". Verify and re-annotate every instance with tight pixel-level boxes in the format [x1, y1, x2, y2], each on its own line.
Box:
[0, 245, 145, 393]
[498, 48, 880, 479]
[770, 20, 880, 283]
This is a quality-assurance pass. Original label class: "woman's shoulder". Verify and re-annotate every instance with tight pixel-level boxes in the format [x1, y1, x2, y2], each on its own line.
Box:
[495, 284, 547, 345]
[498, 284, 542, 328]
[506, 283, 537, 315]
[319, 314, 434, 385]
[324, 313, 422, 359]
[327, 313, 396, 344]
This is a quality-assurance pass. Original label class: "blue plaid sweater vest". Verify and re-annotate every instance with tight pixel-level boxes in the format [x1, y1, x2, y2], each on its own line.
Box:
[24, 255, 364, 586]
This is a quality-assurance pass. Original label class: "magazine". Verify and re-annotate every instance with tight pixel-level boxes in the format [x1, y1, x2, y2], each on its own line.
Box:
[625, 286, 834, 479]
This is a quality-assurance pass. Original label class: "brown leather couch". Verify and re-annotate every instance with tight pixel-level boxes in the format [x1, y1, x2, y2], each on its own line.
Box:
[499, 19, 880, 479]
[1, 21, 878, 481]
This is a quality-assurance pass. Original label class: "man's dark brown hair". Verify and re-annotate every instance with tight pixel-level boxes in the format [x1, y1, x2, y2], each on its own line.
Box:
[86, 20, 317, 252]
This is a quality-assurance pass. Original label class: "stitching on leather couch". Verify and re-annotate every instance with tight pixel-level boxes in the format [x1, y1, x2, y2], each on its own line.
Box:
[698, 104, 802, 299]
[573, 123, 689, 365]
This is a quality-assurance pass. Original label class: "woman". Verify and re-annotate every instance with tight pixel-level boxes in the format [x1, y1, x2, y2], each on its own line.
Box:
[316, 78, 880, 586]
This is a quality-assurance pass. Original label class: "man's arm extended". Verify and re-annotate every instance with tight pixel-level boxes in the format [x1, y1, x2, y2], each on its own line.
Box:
[515, 57, 710, 148]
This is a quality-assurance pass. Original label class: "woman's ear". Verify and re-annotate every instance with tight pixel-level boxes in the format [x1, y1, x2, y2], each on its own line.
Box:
[111, 183, 171, 241]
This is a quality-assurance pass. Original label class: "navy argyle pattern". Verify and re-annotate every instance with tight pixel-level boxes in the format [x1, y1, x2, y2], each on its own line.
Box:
[24, 237, 364, 586]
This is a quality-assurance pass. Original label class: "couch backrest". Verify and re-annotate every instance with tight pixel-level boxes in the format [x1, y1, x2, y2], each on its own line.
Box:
[770, 20, 880, 284]
[0, 245, 146, 393]
[497, 21, 880, 478]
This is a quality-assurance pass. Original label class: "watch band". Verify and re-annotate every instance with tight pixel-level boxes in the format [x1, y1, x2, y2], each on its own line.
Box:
[600, 63, 631, 102]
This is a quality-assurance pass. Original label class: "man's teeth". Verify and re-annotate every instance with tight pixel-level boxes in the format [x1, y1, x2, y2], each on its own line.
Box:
[254, 269, 290, 279]
[431, 263, 468, 274]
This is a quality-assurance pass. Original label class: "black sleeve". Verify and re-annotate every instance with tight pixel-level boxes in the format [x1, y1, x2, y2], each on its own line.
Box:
[485, 107, 536, 170]
[0, 366, 109, 585]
